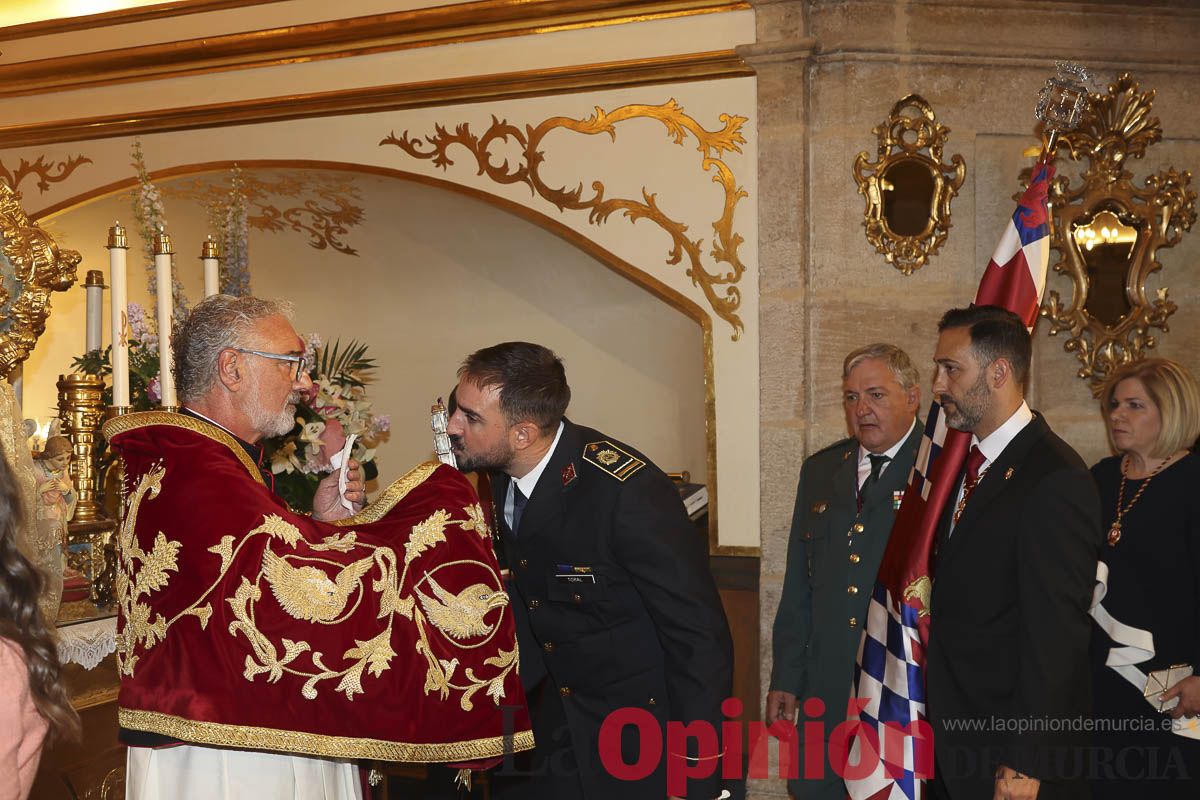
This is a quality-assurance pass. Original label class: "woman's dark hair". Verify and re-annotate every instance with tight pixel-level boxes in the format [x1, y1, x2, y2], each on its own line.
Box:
[0, 448, 80, 743]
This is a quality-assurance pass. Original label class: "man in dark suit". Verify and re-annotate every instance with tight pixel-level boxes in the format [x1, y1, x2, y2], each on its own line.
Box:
[767, 343, 922, 799]
[926, 306, 1102, 800]
[446, 341, 733, 800]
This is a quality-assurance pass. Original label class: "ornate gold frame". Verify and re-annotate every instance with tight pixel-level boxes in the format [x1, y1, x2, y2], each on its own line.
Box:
[0, 180, 80, 376]
[853, 94, 965, 275]
[1039, 74, 1196, 395]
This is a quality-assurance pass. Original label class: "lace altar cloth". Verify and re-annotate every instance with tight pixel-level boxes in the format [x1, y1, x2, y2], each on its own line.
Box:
[57, 615, 118, 670]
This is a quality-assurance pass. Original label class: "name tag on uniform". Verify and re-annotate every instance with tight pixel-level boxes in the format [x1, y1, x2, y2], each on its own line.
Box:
[555, 564, 595, 583]
[555, 573, 596, 584]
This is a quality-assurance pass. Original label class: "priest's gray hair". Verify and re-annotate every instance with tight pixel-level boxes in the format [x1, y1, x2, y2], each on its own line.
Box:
[842, 343, 919, 391]
[174, 295, 294, 404]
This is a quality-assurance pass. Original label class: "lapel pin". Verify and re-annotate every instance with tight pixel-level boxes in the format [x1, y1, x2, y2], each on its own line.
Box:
[843, 451, 851, 461]
[562, 462, 577, 486]
[1004, 467, 1014, 480]
[812, 502, 827, 514]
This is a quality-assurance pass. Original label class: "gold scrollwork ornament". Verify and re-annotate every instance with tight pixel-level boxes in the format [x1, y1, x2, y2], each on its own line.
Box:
[382, 99, 749, 339]
[1038, 74, 1196, 395]
[0, 180, 80, 375]
[853, 94, 966, 275]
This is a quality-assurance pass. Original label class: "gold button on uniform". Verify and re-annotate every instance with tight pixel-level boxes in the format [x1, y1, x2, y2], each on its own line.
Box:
[518, 559, 529, 568]
[852, 523, 865, 533]
[849, 617, 858, 628]
[849, 553, 861, 564]
[572, 594, 583, 604]
[527, 599, 540, 609]
[559, 686, 572, 697]
[543, 642, 555, 653]
[847, 585, 859, 595]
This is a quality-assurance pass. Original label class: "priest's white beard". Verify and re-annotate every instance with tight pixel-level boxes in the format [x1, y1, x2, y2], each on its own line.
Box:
[243, 370, 299, 438]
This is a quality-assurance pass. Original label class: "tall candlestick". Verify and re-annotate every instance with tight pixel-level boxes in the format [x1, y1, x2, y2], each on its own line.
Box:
[84, 269, 105, 353]
[201, 236, 220, 298]
[153, 228, 177, 409]
[107, 223, 130, 408]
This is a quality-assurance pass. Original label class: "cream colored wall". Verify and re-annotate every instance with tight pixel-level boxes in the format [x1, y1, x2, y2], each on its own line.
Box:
[7, 70, 761, 549]
[0, 3, 762, 549]
[25, 169, 709, 490]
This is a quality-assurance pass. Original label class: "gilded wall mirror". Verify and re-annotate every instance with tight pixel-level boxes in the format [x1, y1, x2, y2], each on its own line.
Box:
[0, 180, 81, 376]
[853, 94, 965, 275]
[1038, 74, 1196, 395]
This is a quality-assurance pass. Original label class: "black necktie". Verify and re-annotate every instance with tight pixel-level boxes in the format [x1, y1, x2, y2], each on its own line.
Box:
[858, 454, 890, 512]
[866, 453, 890, 488]
[511, 484, 528, 534]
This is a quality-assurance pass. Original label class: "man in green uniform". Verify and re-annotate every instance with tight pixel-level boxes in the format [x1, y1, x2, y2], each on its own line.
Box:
[766, 343, 922, 799]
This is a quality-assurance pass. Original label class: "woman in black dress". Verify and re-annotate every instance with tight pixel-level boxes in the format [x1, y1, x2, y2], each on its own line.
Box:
[1090, 358, 1200, 798]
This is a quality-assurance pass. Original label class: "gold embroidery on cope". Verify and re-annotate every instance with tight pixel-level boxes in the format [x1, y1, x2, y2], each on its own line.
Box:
[117, 707, 535, 762]
[113, 447, 516, 710]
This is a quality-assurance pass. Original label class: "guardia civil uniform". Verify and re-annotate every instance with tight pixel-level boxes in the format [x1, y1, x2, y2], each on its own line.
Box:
[769, 421, 922, 799]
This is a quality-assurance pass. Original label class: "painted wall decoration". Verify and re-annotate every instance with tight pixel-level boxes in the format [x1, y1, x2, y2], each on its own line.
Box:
[382, 99, 750, 339]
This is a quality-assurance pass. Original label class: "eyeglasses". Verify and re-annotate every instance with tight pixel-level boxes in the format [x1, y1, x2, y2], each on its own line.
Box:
[232, 348, 312, 380]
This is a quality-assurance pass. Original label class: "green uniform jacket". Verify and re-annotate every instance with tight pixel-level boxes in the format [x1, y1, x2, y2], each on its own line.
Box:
[769, 421, 922, 798]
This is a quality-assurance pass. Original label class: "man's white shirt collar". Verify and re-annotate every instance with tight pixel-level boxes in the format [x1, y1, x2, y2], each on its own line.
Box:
[505, 421, 564, 528]
[971, 400, 1033, 468]
[857, 416, 917, 488]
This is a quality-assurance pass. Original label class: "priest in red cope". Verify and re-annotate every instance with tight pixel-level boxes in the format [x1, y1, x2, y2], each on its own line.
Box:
[105, 296, 532, 800]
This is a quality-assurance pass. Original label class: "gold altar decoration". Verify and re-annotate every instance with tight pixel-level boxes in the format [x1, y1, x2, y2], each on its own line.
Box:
[853, 94, 966, 275]
[381, 99, 750, 339]
[0, 180, 81, 376]
[0, 153, 92, 196]
[57, 373, 107, 523]
[1038, 74, 1196, 395]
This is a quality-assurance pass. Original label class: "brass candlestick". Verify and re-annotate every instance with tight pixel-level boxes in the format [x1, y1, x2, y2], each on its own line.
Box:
[56, 373, 107, 523]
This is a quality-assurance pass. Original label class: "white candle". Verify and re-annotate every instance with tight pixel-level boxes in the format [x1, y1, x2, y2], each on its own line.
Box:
[201, 236, 220, 298]
[153, 229, 177, 408]
[107, 223, 130, 408]
[84, 270, 104, 353]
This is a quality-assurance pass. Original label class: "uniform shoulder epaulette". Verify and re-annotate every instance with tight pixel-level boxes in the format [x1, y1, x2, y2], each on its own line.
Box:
[582, 440, 646, 482]
[810, 436, 855, 460]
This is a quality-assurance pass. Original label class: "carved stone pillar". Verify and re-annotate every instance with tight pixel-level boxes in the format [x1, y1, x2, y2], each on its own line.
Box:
[739, 2, 814, 797]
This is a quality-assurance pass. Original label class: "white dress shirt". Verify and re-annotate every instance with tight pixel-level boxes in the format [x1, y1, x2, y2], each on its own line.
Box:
[504, 421, 564, 530]
[950, 401, 1033, 533]
[856, 417, 918, 490]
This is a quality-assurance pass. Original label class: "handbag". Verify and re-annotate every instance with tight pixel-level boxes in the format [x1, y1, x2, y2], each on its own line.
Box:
[1144, 664, 1193, 712]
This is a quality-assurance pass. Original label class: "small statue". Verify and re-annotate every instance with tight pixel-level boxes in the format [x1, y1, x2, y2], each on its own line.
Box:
[33, 436, 81, 597]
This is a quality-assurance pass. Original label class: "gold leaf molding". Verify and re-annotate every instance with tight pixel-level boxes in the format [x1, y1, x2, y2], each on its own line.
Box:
[0, 1, 746, 99]
[382, 99, 750, 338]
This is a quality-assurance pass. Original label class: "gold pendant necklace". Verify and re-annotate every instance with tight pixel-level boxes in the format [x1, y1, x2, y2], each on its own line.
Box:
[1108, 454, 1168, 547]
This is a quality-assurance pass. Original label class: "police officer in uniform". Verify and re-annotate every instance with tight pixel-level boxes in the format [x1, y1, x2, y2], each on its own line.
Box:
[766, 343, 922, 799]
[446, 342, 733, 800]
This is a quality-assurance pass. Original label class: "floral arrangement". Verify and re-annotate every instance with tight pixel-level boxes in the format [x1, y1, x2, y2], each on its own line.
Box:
[131, 140, 190, 315]
[262, 337, 390, 514]
[210, 165, 252, 297]
[72, 302, 164, 409]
